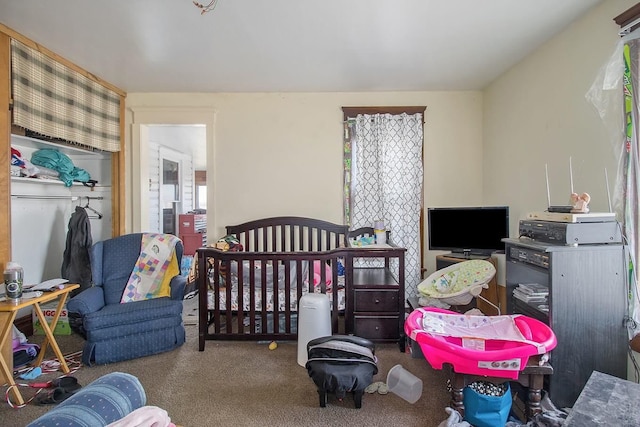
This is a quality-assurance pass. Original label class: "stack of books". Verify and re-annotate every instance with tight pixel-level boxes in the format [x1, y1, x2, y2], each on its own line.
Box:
[513, 283, 549, 311]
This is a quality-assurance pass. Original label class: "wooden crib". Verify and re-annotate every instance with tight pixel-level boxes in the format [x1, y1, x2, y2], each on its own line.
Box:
[197, 216, 406, 351]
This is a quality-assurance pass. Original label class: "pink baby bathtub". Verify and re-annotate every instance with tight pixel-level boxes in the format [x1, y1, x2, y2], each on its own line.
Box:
[405, 307, 557, 380]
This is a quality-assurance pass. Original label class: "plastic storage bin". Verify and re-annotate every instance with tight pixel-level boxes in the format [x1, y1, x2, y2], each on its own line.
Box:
[386, 364, 423, 403]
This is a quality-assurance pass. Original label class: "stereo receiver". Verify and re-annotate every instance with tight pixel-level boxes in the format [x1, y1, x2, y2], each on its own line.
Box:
[518, 220, 622, 245]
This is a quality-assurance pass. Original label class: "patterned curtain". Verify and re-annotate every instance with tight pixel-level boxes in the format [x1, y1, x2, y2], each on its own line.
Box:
[588, 33, 640, 342]
[11, 39, 121, 152]
[344, 113, 423, 298]
[622, 39, 640, 341]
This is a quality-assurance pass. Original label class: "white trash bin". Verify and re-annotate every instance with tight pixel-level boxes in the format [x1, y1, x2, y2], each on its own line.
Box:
[297, 293, 331, 367]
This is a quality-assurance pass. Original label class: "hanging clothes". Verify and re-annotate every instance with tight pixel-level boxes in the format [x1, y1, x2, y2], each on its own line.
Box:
[61, 206, 93, 296]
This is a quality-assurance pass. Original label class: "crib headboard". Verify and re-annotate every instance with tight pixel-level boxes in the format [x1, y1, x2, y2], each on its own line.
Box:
[226, 216, 348, 252]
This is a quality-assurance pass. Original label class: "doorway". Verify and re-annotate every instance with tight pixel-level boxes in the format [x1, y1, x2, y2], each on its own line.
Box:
[146, 126, 202, 235]
[161, 156, 180, 234]
[129, 107, 215, 237]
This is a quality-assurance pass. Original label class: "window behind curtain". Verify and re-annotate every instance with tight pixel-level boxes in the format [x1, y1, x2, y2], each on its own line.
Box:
[342, 106, 426, 297]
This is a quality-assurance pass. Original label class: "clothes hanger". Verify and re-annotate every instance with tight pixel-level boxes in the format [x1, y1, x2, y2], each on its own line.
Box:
[84, 197, 103, 219]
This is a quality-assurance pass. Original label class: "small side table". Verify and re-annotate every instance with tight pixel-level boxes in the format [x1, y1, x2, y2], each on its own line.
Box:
[0, 283, 80, 405]
[449, 355, 553, 421]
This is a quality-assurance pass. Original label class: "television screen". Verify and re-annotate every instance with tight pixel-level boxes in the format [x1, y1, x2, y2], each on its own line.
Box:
[428, 206, 509, 256]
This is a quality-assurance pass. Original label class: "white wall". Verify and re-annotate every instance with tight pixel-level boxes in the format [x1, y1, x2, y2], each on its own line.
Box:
[125, 91, 483, 274]
[483, 0, 637, 236]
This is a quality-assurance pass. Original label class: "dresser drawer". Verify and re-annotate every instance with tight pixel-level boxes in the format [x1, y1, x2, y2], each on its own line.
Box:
[354, 315, 401, 340]
[354, 289, 399, 312]
[353, 267, 398, 286]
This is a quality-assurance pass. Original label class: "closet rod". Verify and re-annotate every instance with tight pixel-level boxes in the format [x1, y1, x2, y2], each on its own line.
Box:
[11, 195, 79, 201]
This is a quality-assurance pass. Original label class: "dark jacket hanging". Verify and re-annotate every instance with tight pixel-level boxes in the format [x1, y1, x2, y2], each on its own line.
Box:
[62, 206, 93, 296]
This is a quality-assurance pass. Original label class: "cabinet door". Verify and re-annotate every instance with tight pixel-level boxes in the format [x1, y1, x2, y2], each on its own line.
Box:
[548, 247, 627, 407]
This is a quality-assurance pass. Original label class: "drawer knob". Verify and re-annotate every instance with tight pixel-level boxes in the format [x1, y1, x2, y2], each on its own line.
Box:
[375, 299, 380, 304]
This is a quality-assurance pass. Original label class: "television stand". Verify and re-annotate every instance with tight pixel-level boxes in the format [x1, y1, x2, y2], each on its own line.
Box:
[440, 252, 491, 261]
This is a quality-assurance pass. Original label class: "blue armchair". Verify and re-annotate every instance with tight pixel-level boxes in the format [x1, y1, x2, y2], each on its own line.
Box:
[67, 233, 186, 366]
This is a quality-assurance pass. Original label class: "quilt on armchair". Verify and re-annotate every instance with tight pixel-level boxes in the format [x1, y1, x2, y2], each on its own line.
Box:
[67, 233, 186, 366]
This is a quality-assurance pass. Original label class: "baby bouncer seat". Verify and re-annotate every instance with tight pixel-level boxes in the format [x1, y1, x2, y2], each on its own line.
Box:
[417, 259, 497, 307]
[305, 335, 378, 408]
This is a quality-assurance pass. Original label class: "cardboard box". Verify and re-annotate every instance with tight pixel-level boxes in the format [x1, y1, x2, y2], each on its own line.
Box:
[32, 301, 71, 335]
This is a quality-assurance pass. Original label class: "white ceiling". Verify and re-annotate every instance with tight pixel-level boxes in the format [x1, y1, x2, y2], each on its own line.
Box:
[0, 0, 603, 93]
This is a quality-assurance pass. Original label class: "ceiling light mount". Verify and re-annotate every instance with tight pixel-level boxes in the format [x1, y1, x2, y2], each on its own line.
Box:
[193, 0, 219, 15]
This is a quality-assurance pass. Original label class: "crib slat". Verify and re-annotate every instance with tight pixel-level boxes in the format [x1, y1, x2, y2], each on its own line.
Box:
[272, 255, 281, 333]
[248, 259, 256, 333]
[224, 260, 233, 334]
[236, 259, 245, 334]
[260, 259, 269, 333]
[293, 225, 298, 251]
[283, 226, 288, 251]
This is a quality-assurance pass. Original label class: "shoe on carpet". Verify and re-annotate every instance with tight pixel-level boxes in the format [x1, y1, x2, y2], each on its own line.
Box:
[50, 376, 82, 393]
[36, 387, 75, 405]
[364, 381, 389, 395]
[377, 383, 389, 395]
[365, 381, 382, 393]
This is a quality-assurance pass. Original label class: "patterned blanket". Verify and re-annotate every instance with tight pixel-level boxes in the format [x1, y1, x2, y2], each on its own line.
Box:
[121, 233, 181, 303]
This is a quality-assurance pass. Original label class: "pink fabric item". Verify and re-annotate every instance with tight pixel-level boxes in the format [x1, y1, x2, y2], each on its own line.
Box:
[106, 405, 174, 427]
[313, 260, 332, 287]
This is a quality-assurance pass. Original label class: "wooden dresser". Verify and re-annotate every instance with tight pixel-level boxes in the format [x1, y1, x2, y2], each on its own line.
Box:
[344, 244, 406, 345]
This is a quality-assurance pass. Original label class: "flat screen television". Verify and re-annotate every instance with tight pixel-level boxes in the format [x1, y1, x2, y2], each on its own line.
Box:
[427, 206, 509, 257]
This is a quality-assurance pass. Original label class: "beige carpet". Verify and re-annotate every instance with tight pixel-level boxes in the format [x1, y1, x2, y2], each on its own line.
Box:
[3, 300, 453, 427]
